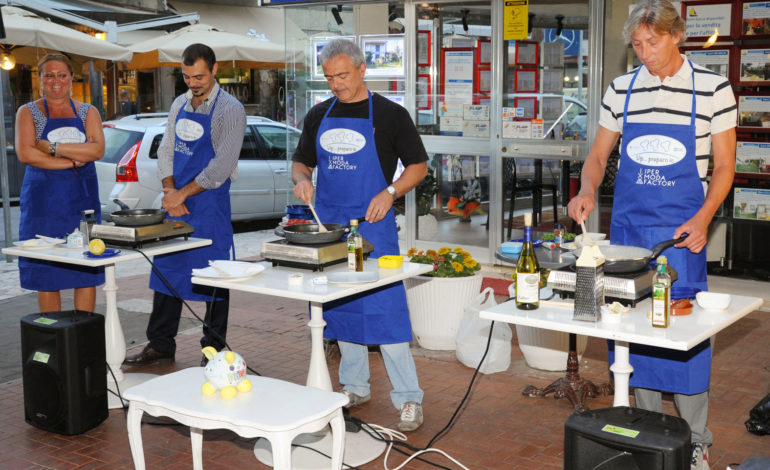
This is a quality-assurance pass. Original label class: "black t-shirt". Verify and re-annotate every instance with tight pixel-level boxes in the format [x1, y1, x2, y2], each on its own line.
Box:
[292, 92, 428, 183]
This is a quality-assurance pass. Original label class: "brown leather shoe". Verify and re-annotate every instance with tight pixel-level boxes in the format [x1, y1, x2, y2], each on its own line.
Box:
[123, 345, 174, 366]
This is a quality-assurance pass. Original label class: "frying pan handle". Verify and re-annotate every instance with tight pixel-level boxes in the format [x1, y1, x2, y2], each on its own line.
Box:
[344, 217, 367, 232]
[650, 234, 689, 258]
[113, 198, 130, 211]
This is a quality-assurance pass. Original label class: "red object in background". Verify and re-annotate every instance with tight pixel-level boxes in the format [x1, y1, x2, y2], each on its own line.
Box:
[284, 219, 312, 226]
[570, 177, 580, 199]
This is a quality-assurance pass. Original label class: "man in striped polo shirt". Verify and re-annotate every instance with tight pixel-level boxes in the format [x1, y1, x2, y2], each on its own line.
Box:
[568, 2, 736, 469]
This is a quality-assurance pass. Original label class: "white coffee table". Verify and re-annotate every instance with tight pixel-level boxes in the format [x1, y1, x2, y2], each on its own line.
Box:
[480, 295, 763, 407]
[192, 259, 433, 469]
[123, 367, 349, 470]
[4, 237, 211, 408]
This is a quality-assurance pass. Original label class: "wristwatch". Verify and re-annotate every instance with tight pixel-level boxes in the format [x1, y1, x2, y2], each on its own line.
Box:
[386, 185, 397, 199]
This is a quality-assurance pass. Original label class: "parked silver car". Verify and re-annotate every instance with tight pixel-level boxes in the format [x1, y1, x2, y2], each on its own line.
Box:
[96, 114, 300, 222]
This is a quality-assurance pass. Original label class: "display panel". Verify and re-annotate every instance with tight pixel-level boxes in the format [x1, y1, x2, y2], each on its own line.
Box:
[514, 97, 537, 120]
[311, 36, 355, 80]
[417, 74, 431, 110]
[681, 1, 733, 40]
[514, 69, 538, 92]
[360, 34, 405, 78]
[683, 47, 731, 78]
[417, 30, 431, 67]
[478, 39, 491, 66]
[738, 95, 770, 127]
[738, 48, 770, 84]
[515, 41, 539, 65]
[742, 2, 770, 38]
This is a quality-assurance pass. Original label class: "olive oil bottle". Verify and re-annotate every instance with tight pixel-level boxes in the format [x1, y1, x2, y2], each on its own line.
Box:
[516, 213, 540, 310]
[347, 219, 363, 272]
[651, 256, 671, 328]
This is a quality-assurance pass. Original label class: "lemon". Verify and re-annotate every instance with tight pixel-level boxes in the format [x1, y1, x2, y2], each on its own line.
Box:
[89, 238, 106, 255]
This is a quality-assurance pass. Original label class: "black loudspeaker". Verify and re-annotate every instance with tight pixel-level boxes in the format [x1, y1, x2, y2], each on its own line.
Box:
[20, 310, 107, 435]
[564, 406, 691, 470]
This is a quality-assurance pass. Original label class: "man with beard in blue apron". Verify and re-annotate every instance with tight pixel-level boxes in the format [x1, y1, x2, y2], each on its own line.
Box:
[292, 39, 429, 432]
[125, 44, 246, 366]
[568, 2, 736, 469]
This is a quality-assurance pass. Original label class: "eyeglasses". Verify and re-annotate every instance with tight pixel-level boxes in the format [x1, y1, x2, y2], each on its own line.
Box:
[324, 72, 350, 83]
[42, 73, 70, 81]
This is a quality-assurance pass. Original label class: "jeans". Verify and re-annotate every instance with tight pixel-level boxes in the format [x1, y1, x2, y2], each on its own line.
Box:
[337, 340, 423, 410]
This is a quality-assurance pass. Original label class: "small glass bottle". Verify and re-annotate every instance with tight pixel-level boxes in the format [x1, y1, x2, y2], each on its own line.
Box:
[347, 219, 363, 272]
[651, 256, 671, 328]
[66, 228, 87, 249]
[553, 223, 564, 248]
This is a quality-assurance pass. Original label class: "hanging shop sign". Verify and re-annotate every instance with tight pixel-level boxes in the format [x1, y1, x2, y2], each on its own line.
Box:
[503, 0, 529, 41]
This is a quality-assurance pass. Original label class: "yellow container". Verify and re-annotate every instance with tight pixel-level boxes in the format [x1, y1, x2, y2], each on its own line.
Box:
[378, 255, 404, 269]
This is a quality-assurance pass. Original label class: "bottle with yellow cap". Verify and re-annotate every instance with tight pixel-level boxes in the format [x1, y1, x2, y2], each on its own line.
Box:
[651, 256, 671, 328]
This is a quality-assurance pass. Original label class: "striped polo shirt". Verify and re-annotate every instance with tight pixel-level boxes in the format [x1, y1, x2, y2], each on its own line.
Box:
[599, 54, 737, 180]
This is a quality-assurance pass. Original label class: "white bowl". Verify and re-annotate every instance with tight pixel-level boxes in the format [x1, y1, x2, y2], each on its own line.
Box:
[575, 233, 607, 246]
[696, 292, 732, 311]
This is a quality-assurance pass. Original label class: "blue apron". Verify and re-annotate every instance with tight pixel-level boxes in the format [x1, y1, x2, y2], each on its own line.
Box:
[149, 93, 233, 301]
[316, 92, 412, 345]
[608, 60, 711, 395]
[19, 99, 104, 291]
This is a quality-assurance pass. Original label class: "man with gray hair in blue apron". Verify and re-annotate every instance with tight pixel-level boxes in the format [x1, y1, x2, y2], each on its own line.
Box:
[292, 39, 429, 431]
[125, 43, 246, 366]
[568, 2, 736, 469]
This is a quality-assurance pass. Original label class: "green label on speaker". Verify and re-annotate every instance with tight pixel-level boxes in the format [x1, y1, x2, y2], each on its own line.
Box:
[34, 318, 57, 325]
[32, 352, 50, 364]
[601, 424, 639, 438]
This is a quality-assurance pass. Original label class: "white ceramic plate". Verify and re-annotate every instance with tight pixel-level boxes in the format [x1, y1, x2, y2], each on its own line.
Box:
[13, 239, 64, 250]
[327, 271, 379, 284]
[192, 263, 266, 282]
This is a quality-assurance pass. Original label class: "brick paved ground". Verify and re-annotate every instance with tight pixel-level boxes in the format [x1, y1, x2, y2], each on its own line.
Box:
[1, 269, 769, 469]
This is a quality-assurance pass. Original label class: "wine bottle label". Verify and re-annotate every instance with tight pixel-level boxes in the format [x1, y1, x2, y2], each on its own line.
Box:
[516, 272, 540, 303]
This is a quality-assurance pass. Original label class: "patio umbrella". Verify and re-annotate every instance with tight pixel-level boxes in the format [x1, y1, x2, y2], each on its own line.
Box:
[0, 6, 133, 69]
[0, 6, 132, 257]
[125, 23, 286, 70]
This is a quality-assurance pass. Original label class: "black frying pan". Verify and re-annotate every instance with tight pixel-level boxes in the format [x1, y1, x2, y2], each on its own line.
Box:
[276, 217, 366, 245]
[574, 235, 688, 273]
[111, 198, 167, 227]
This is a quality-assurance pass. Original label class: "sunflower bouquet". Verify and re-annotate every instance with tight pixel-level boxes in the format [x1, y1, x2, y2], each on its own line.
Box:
[407, 247, 481, 278]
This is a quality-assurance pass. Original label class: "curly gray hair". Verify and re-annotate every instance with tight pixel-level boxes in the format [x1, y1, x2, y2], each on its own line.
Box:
[319, 39, 365, 68]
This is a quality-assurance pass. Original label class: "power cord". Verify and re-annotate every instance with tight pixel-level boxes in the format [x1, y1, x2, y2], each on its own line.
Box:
[130, 247, 262, 376]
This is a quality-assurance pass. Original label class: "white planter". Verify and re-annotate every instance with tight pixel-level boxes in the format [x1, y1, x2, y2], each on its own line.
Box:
[515, 325, 588, 371]
[404, 274, 483, 350]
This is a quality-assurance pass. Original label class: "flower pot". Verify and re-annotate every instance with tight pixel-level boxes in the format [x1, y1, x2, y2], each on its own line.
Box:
[515, 325, 588, 371]
[404, 274, 483, 350]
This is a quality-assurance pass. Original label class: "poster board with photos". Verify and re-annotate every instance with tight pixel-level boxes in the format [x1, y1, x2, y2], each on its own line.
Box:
[681, 1, 734, 40]
[515, 97, 538, 120]
[683, 47, 732, 79]
[733, 187, 770, 221]
[742, 2, 770, 38]
[477, 68, 491, 93]
[738, 48, 770, 85]
[417, 74, 431, 110]
[736, 141, 770, 173]
[738, 95, 770, 128]
[360, 34, 405, 79]
[478, 39, 492, 66]
[311, 36, 355, 80]
[440, 48, 475, 103]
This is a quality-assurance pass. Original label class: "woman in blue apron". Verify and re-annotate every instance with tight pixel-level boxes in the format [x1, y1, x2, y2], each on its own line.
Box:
[16, 54, 104, 313]
[315, 91, 423, 410]
[147, 90, 233, 350]
[608, 58, 712, 444]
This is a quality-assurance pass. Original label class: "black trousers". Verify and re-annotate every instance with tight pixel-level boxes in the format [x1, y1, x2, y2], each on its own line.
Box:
[146, 290, 230, 355]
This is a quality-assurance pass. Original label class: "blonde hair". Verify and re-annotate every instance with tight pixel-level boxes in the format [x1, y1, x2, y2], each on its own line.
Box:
[623, 0, 687, 45]
[37, 53, 74, 76]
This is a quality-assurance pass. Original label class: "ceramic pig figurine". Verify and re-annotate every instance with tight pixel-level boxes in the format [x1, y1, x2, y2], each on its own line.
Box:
[200, 347, 252, 398]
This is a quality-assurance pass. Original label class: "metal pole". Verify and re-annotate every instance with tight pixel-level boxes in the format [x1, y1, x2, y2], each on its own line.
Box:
[0, 69, 12, 262]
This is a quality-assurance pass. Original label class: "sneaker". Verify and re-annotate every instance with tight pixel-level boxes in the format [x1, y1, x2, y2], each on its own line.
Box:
[397, 402, 423, 432]
[691, 443, 710, 470]
[341, 390, 371, 409]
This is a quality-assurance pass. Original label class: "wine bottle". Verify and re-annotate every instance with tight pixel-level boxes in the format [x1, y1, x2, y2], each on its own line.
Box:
[651, 256, 671, 328]
[516, 213, 540, 310]
[347, 219, 363, 272]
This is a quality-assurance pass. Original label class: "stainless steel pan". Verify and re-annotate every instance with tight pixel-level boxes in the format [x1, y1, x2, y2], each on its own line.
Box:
[276, 217, 366, 245]
[111, 198, 167, 227]
[574, 235, 687, 273]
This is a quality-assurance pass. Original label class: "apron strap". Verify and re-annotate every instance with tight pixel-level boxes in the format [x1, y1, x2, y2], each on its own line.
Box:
[42, 98, 78, 118]
[321, 90, 373, 122]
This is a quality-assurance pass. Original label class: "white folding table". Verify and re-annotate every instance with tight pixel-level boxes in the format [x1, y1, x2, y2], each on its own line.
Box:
[480, 295, 763, 408]
[192, 259, 432, 470]
[3, 237, 211, 408]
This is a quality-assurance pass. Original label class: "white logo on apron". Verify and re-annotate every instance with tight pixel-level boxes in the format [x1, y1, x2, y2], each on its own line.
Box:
[319, 128, 366, 155]
[636, 168, 676, 187]
[626, 134, 687, 166]
[46, 127, 85, 144]
[175, 118, 204, 141]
